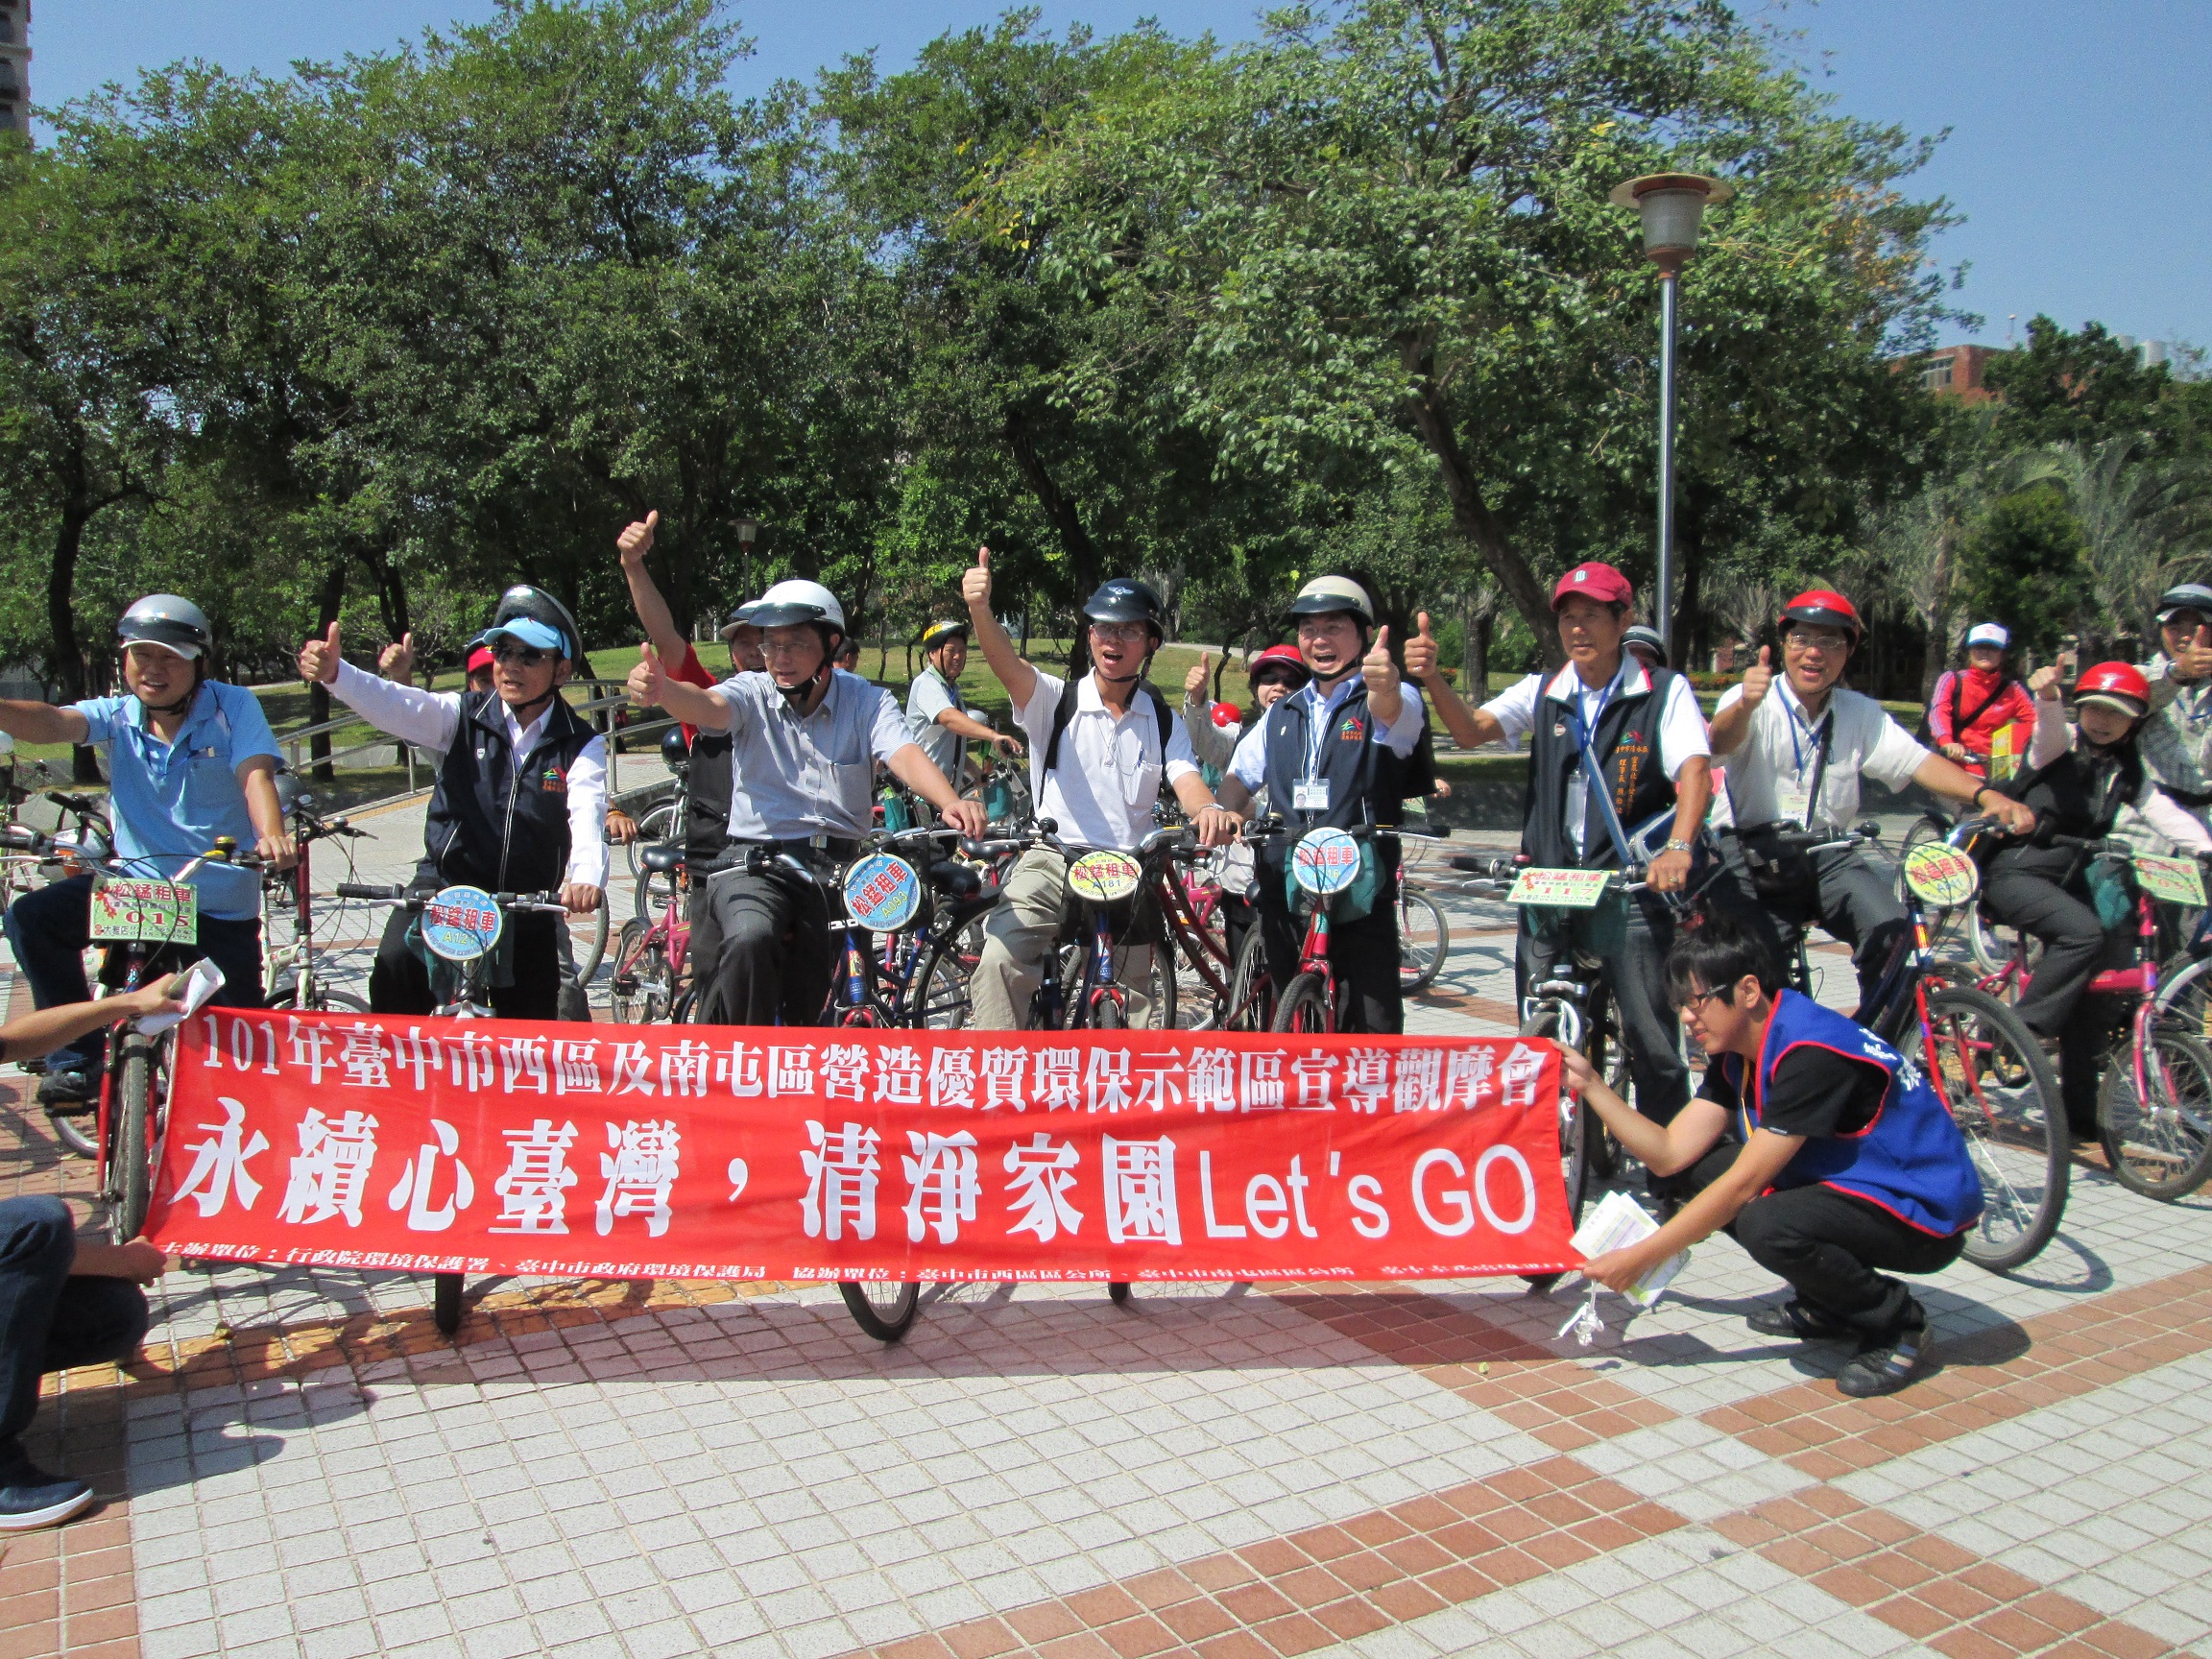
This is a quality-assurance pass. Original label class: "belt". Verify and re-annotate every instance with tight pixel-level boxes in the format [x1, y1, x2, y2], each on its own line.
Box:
[727, 835, 861, 863]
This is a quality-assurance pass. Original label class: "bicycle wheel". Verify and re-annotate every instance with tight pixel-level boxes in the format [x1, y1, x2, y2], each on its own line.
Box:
[610, 920, 672, 1025]
[1399, 888, 1450, 994]
[840, 1280, 921, 1342]
[1520, 1004, 1591, 1230]
[1585, 985, 1625, 1184]
[109, 1033, 159, 1243]
[48, 1105, 98, 1160]
[569, 902, 610, 987]
[624, 802, 679, 881]
[308, 986, 371, 1015]
[1142, 946, 1176, 1031]
[1092, 990, 1129, 1030]
[1225, 929, 1273, 1032]
[911, 941, 973, 1030]
[1904, 984, 2066, 1271]
[2100, 1026, 2212, 1199]
[1271, 971, 1333, 1036]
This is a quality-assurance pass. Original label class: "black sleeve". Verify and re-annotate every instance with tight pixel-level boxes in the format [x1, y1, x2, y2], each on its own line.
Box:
[1695, 1059, 1741, 1113]
[1760, 1046, 1889, 1141]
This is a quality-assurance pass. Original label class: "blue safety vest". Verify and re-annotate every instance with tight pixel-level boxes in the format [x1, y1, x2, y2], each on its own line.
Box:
[1717, 989, 1983, 1237]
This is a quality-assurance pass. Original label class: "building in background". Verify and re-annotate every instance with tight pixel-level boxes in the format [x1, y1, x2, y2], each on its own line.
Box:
[0, 0, 27, 136]
[1918, 344, 1994, 400]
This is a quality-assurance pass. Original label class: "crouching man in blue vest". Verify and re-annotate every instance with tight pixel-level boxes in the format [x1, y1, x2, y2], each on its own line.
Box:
[1216, 576, 1426, 1033]
[299, 586, 606, 1020]
[1566, 911, 1984, 1399]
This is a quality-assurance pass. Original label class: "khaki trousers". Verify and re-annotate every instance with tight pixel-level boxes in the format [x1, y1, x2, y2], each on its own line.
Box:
[969, 848, 1158, 1029]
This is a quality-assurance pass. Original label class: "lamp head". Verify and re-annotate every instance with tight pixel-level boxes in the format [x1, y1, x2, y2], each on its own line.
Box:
[1609, 173, 1734, 272]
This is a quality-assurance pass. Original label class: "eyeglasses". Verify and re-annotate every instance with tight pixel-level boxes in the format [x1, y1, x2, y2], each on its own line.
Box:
[1784, 629, 1849, 653]
[1682, 984, 1736, 1014]
[491, 643, 552, 667]
[1089, 621, 1149, 644]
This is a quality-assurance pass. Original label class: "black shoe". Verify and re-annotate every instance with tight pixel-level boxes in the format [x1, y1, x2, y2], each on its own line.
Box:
[0, 1465, 95, 1532]
[35, 1069, 96, 1106]
[1747, 1300, 1856, 1341]
[1836, 1318, 1929, 1398]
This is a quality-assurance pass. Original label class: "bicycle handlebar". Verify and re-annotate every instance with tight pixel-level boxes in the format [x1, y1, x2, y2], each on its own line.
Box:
[333, 882, 566, 913]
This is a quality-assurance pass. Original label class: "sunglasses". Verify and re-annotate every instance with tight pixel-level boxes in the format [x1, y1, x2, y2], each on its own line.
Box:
[491, 643, 552, 667]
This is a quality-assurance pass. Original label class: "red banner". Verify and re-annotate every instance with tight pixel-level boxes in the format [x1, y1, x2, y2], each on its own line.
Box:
[144, 1012, 1574, 1283]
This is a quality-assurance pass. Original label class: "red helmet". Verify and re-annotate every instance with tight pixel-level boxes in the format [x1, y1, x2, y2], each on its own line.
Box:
[1247, 643, 1311, 688]
[2074, 661, 2151, 717]
[1778, 589, 1863, 643]
[466, 644, 495, 676]
[1211, 701, 1240, 729]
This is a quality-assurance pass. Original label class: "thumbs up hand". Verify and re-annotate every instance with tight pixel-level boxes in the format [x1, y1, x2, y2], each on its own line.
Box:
[1185, 650, 1213, 702]
[1362, 624, 1398, 698]
[1740, 644, 1774, 709]
[617, 509, 659, 566]
[962, 544, 993, 612]
[1403, 612, 1440, 683]
[627, 641, 670, 708]
[378, 631, 416, 684]
[299, 621, 342, 686]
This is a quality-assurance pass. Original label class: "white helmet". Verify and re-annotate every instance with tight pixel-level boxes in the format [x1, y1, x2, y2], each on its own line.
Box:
[749, 579, 845, 633]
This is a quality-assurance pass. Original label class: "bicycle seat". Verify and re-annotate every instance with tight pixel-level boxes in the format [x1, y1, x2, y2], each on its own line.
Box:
[640, 843, 685, 874]
[2087, 965, 2151, 997]
[929, 860, 983, 901]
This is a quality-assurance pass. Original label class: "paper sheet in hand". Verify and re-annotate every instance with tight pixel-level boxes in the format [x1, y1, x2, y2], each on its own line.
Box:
[134, 957, 227, 1036]
[1571, 1189, 1688, 1310]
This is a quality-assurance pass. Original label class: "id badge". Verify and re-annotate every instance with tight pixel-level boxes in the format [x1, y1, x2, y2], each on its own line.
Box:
[1293, 780, 1332, 811]
[1775, 774, 1812, 827]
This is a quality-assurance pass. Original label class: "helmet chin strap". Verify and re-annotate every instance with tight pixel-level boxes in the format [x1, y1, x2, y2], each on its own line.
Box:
[779, 660, 832, 706]
[136, 662, 202, 719]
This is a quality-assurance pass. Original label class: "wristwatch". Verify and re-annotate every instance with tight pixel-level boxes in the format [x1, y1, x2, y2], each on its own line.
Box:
[1662, 838, 1693, 854]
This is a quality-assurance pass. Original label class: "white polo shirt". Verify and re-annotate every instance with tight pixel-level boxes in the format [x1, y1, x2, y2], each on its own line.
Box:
[1015, 668, 1198, 851]
[1481, 658, 1709, 853]
[1711, 679, 1926, 830]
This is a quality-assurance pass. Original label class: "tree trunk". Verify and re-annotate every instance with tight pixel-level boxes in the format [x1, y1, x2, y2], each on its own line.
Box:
[1920, 525, 1956, 702]
[1399, 355, 1562, 668]
[1003, 413, 1102, 596]
[1462, 596, 1491, 704]
[47, 492, 100, 784]
[310, 562, 348, 782]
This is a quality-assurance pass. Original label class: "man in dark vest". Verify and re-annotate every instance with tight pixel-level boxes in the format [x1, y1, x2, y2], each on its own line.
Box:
[615, 510, 765, 1020]
[1408, 562, 1711, 1124]
[1216, 576, 1427, 1033]
[299, 586, 607, 1020]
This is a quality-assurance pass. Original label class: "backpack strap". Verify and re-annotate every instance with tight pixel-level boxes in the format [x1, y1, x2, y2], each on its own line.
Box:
[1043, 677, 1174, 774]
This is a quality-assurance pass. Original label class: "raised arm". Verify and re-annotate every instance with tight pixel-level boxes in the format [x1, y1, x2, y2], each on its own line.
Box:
[0, 699, 90, 746]
[625, 643, 732, 732]
[1706, 648, 1769, 757]
[960, 545, 1038, 711]
[616, 510, 691, 665]
[1401, 613, 1505, 750]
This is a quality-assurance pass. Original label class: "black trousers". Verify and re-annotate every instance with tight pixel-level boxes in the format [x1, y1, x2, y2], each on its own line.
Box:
[1520, 894, 1689, 1124]
[1717, 836, 1911, 1014]
[1981, 855, 2128, 1136]
[369, 908, 567, 1021]
[1681, 1144, 1963, 1340]
[708, 867, 834, 1027]
[0, 1197, 148, 1477]
[1255, 887, 1404, 1035]
[685, 864, 727, 1024]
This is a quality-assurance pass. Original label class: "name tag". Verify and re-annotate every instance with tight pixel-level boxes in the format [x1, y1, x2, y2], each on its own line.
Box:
[1775, 774, 1812, 826]
[1293, 780, 1331, 811]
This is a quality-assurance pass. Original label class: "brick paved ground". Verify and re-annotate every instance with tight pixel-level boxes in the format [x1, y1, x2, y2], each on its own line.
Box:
[5, 822, 2211, 1659]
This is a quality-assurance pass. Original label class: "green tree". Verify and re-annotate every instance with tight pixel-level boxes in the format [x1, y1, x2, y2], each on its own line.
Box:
[1957, 483, 2090, 659]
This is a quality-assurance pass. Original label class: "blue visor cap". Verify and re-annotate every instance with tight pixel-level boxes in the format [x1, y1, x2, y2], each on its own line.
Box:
[475, 619, 565, 654]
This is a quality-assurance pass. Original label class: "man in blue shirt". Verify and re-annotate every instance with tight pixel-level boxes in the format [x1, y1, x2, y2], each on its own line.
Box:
[0, 596, 293, 1118]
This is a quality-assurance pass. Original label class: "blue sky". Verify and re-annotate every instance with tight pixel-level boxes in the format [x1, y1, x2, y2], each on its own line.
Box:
[26, 1, 2210, 350]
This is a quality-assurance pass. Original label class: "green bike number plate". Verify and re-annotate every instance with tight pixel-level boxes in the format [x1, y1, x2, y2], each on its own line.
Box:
[2132, 855, 2207, 907]
[89, 875, 199, 946]
[1505, 868, 1613, 909]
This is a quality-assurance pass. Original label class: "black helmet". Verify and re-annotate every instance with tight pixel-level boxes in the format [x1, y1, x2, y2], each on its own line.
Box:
[478, 585, 583, 662]
[660, 726, 690, 770]
[1622, 624, 1669, 667]
[1082, 579, 1164, 634]
[118, 594, 213, 661]
[921, 618, 969, 652]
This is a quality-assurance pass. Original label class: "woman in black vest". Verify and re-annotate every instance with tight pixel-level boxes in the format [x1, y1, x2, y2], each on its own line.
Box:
[1984, 661, 2212, 1139]
[301, 586, 608, 1022]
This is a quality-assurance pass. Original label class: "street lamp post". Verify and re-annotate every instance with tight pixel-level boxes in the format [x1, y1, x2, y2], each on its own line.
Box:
[1609, 173, 1732, 656]
[735, 517, 760, 615]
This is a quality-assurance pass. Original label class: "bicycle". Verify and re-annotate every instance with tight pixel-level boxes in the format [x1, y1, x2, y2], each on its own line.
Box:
[334, 878, 573, 1334]
[1396, 861, 1453, 996]
[262, 776, 371, 1016]
[1250, 823, 1418, 1036]
[988, 820, 1186, 1033]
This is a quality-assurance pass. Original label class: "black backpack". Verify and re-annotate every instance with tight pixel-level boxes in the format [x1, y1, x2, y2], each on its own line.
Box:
[1041, 675, 1174, 774]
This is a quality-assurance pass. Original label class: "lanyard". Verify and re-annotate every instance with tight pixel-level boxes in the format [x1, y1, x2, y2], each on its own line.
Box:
[1566, 674, 1618, 762]
[1301, 682, 1347, 780]
[1562, 670, 1635, 866]
[1783, 699, 1835, 827]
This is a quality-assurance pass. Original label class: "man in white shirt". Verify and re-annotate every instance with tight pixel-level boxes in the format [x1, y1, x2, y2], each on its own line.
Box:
[1707, 589, 2031, 1011]
[629, 580, 984, 1026]
[958, 547, 1239, 1028]
[299, 586, 607, 1022]
[1407, 562, 1710, 1125]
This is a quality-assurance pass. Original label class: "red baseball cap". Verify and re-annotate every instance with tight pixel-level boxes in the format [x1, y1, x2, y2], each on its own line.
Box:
[1551, 562, 1633, 610]
[466, 644, 495, 676]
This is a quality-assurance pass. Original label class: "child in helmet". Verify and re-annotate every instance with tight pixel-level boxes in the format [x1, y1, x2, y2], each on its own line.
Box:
[300, 585, 608, 1021]
[1983, 661, 2212, 1140]
[0, 596, 294, 1114]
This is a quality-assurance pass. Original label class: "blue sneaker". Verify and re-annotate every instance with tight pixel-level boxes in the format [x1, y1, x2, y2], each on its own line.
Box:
[0, 1464, 96, 1531]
